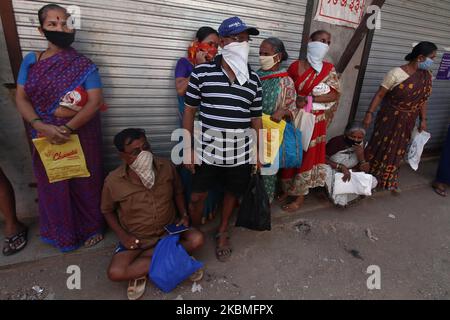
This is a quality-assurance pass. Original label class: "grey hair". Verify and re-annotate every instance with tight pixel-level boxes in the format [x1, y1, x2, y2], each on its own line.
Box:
[345, 121, 366, 136]
[262, 37, 289, 61]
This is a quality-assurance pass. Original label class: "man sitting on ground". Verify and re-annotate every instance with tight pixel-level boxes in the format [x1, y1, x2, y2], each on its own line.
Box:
[102, 128, 204, 300]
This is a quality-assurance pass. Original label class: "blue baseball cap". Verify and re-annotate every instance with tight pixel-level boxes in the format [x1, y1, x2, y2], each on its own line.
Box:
[218, 16, 259, 37]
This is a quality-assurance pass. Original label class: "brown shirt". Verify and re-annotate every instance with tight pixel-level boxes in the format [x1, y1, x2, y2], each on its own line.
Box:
[101, 157, 184, 248]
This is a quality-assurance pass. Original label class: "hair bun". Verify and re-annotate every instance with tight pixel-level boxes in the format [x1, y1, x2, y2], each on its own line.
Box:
[405, 53, 413, 61]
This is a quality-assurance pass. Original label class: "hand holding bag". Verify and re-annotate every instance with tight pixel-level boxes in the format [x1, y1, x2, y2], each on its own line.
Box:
[32, 134, 90, 183]
[406, 128, 431, 171]
[294, 109, 316, 152]
[236, 170, 271, 231]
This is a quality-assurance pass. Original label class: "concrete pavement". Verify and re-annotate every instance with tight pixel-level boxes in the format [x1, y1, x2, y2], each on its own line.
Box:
[0, 159, 449, 300]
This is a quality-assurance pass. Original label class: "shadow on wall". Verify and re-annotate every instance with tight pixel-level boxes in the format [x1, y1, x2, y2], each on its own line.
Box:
[0, 16, 37, 220]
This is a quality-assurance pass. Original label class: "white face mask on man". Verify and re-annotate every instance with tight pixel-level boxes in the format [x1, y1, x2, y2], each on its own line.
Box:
[222, 41, 250, 85]
[130, 150, 155, 190]
[307, 41, 330, 73]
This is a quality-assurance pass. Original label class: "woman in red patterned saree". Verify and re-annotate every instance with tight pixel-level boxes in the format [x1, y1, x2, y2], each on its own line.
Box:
[363, 42, 437, 193]
[279, 30, 341, 212]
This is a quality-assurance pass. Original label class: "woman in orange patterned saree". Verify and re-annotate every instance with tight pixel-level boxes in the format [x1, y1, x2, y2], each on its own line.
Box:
[363, 42, 437, 193]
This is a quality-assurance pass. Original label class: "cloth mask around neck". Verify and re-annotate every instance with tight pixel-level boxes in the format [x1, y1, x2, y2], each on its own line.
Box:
[130, 151, 156, 190]
[307, 41, 330, 73]
[43, 29, 75, 48]
[221, 41, 250, 85]
[259, 54, 278, 71]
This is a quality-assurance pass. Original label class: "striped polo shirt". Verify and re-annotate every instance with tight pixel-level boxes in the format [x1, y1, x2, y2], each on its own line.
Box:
[184, 55, 263, 167]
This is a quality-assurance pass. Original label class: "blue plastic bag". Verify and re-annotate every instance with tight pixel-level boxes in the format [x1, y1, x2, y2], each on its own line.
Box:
[149, 234, 203, 293]
[279, 122, 303, 168]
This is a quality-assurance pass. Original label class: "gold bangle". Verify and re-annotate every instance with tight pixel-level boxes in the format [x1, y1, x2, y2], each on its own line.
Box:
[31, 118, 43, 125]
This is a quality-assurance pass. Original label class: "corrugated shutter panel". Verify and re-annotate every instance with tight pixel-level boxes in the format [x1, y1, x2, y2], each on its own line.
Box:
[355, 0, 450, 149]
[12, 0, 307, 169]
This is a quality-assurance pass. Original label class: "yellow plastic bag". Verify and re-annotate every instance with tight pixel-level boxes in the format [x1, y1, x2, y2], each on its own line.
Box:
[32, 134, 91, 183]
[262, 114, 287, 164]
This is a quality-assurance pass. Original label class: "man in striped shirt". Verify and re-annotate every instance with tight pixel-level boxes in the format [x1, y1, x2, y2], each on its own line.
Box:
[183, 16, 263, 262]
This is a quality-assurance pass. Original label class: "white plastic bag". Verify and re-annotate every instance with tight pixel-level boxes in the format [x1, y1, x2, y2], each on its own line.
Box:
[334, 171, 374, 196]
[293, 110, 315, 152]
[312, 83, 334, 111]
[406, 128, 431, 171]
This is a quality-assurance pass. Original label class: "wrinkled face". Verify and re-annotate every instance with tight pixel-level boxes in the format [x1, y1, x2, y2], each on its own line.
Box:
[39, 9, 74, 34]
[311, 32, 331, 46]
[259, 41, 281, 64]
[120, 136, 151, 166]
[220, 31, 250, 48]
[346, 130, 365, 144]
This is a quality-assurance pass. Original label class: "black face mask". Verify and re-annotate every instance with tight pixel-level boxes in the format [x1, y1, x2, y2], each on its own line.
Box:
[43, 29, 75, 48]
[345, 136, 363, 146]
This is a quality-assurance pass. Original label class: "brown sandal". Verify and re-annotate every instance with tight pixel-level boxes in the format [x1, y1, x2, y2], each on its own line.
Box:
[2, 227, 28, 257]
[84, 233, 104, 248]
[215, 232, 232, 263]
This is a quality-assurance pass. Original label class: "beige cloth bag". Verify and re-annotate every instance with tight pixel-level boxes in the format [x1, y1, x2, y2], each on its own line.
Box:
[293, 109, 316, 152]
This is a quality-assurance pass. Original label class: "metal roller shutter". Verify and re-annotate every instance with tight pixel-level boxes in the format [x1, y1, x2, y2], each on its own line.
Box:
[355, 0, 450, 149]
[12, 0, 308, 169]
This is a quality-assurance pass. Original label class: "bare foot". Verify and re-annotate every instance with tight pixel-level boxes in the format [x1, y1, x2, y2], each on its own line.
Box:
[275, 193, 289, 205]
[432, 182, 447, 197]
[4, 222, 26, 239]
[282, 196, 304, 213]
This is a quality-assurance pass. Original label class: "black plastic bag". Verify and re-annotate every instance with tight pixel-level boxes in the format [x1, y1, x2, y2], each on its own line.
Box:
[236, 173, 271, 231]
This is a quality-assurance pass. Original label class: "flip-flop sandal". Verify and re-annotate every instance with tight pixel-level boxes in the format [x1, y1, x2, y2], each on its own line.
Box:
[127, 277, 147, 300]
[84, 234, 104, 248]
[2, 227, 28, 257]
[215, 232, 232, 263]
[189, 257, 204, 282]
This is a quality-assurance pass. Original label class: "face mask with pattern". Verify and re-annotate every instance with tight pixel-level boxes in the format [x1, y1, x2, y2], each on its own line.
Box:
[130, 151, 155, 189]
[188, 41, 218, 65]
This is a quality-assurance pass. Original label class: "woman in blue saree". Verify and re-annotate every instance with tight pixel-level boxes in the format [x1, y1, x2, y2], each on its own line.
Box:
[15, 4, 105, 252]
